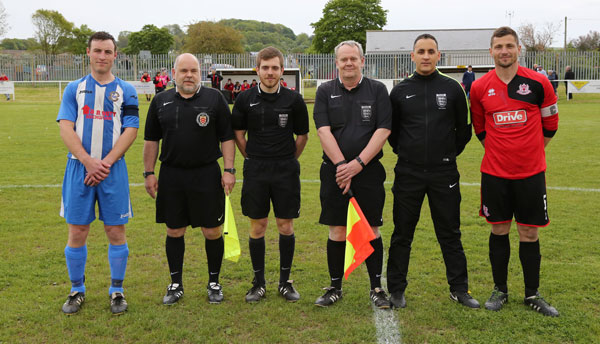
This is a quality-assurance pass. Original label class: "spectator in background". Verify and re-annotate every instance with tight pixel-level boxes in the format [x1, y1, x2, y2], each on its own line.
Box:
[0, 73, 10, 100]
[279, 78, 287, 88]
[548, 70, 558, 95]
[159, 69, 171, 89]
[536, 65, 548, 78]
[564, 66, 575, 100]
[208, 68, 223, 89]
[241, 80, 250, 91]
[250, 79, 258, 88]
[153, 71, 165, 94]
[224, 79, 234, 92]
[462, 65, 476, 98]
[532, 63, 538, 72]
[233, 81, 242, 100]
[140, 71, 152, 101]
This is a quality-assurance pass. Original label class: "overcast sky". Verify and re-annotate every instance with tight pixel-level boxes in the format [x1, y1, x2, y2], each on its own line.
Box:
[3, 0, 600, 47]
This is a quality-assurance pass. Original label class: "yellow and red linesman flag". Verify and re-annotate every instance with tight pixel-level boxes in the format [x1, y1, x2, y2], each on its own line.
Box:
[344, 196, 376, 279]
[223, 194, 241, 262]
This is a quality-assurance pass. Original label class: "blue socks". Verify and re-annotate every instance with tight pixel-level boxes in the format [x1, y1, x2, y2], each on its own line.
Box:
[65, 245, 87, 293]
[108, 243, 129, 295]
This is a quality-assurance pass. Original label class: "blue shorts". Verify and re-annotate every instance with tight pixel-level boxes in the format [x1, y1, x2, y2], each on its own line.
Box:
[60, 158, 133, 225]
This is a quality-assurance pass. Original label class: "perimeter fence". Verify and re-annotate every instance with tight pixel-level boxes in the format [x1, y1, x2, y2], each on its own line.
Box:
[1, 51, 599, 82]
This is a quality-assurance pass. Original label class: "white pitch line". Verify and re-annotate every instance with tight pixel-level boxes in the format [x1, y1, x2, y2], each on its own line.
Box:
[2, 181, 598, 193]
[372, 254, 403, 344]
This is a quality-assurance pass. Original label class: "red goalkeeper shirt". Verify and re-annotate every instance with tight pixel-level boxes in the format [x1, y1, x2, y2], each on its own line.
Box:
[471, 65, 558, 179]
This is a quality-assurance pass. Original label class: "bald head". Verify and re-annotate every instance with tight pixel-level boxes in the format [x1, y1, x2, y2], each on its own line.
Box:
[173, 53, 201, 97]
[174, 53, 199, 70]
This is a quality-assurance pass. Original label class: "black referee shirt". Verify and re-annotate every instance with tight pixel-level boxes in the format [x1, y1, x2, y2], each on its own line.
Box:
[313, 77, 392, 162]
[144, 86, 234, 168]
[231, 85, 309, 160]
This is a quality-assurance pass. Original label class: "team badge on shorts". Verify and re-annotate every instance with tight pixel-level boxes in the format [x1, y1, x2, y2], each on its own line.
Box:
[278, 113, 289, 128]
[109, 91, 120, 102]
[361, 105, 372, 122]
[516, 83, 532, 95]
[196, 113, 209, 127]
[436, 93, 447, 108]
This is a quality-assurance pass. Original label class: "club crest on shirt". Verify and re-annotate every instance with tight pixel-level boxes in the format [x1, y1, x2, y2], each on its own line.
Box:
[516, 83, 532, 95]
[361, 105, 372, 122]
[278, 113, 289, 128]
[109, 91, 120, 102]
[196, 112, 209, 127]
[488, 88, 496, 96]
[436, 93, 447, 108]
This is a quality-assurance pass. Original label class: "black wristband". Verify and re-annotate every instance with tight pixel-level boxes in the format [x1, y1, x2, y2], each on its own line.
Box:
[355, 156, 365, 167]
[334, 160, 347, 167]
[143, 171, 155, 178]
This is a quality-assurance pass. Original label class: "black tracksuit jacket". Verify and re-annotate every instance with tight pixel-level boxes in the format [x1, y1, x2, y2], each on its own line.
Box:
[388, 69, 472, 169]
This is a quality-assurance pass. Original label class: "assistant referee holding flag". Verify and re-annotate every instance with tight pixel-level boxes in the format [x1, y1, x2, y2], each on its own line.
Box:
[313, 40, 392, 308]
[232, 46, 309, 303]
[143, 53, 236, 305]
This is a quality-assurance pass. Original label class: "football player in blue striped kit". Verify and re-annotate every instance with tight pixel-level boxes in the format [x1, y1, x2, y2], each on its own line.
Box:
[57, 31, 139, 315]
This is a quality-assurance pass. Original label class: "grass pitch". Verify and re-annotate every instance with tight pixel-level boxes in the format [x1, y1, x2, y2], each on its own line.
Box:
[0, 85, 599, 343]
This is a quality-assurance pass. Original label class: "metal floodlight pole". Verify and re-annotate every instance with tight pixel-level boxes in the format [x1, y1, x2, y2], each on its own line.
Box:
[564, 17, 568, 50]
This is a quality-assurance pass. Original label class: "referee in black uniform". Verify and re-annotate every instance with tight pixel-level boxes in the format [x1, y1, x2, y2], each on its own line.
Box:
[313, 40, 392, 308]
[232, 47, 309, 303]
[386, 34, 478, 309]
[143, 53, 236, 305]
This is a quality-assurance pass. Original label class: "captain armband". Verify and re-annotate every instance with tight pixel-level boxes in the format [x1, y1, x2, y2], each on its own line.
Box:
[541, 103, 558, 118]
[123, 105, 140, 118]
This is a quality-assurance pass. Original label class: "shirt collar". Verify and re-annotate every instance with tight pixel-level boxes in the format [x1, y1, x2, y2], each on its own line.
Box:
[175, 84, 202, 98]
[257, 83, 281, 95]
[337, 75, 364, 90]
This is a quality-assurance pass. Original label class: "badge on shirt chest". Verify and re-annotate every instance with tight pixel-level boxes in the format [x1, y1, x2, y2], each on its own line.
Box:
[436, 93, 447, 109]
[196, 112, 209, 127]
[278, 113, 289, 128]
[109, 91, 120, 102]
[361, 105, 372, 122]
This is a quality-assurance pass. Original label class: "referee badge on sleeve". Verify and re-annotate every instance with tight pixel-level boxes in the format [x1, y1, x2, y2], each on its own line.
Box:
[196, 112, 210, 127]
[278, 113, 289, 128]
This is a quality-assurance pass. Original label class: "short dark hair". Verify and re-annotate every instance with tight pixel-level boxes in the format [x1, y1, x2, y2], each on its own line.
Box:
[88, 31, 117, 51]
[413, 34, 438, 50]
[491, 26, 519, 46]
[256, 46, 284, 68]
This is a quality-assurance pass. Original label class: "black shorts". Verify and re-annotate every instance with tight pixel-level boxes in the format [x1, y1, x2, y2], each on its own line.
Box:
[241, 157, 301, 219]
[319, 160, 386, 227]
[480, 172, 549, 227]
[156, 162, 225, 229]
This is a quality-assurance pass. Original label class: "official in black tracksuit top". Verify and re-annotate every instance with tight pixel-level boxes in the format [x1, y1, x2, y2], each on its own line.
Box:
[386, 34, 479, 309]
[232, 47, 309, 303]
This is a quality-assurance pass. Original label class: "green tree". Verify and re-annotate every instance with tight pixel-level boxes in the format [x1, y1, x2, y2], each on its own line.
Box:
[570, 31, 600, 51]
[219, 18, 313, 53]
[310, 0, 387, 53]
[163, 24, 186, 52]
[64, 24, 94, 54]
[125, 24, 173, 54]
[117, 31, 131, 51]
[1, 37, 39, 50]
[31, 9, 74, 54]
[184, 21, 244, 53]
[0, 1, 9, 38]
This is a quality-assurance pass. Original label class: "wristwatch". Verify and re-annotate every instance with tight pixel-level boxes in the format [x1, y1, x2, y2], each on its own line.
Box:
[224, 168, 236, 175]
[355, 156, 366, 168]
[143, 171, 155, 178]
